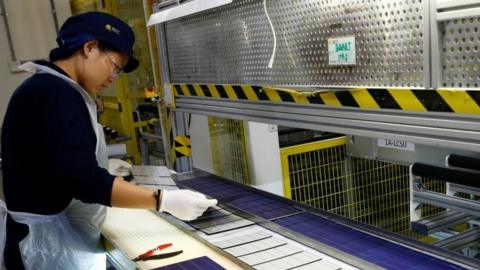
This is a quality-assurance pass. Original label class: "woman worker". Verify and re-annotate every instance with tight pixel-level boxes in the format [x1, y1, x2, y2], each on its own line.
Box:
[0, 11, 216, 269]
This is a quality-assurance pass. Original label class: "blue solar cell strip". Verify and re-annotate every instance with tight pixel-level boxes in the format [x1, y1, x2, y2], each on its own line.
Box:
[193, 207, 231, 222]
[273, 213, 467, 270]
[152, 256, 225, 270]
[181, 176, 303, 220]
[180, 176, 468, 270]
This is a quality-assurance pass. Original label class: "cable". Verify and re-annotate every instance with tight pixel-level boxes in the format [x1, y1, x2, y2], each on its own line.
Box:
[263, 0, 277, 68]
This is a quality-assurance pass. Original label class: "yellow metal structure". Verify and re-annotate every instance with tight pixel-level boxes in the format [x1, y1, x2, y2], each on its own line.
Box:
[281, 137, 347, 199]
[208, 117, 250, 185]
[99, 76, 141, 162]
[345, 157, 412, 235]
[70, 0, 103, 13]
[280, 136, 446, 239]
[70, 0, 160, 164]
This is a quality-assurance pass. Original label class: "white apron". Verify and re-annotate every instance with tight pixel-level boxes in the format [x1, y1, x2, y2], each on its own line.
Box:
[65, 123, 108, 251]
[0, 62, 108, 269]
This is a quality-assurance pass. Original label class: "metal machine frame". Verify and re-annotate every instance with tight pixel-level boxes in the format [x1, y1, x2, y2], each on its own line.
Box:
[149, 0, 480, 268]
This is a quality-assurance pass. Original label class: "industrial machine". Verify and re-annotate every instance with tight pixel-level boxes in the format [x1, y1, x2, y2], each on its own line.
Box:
[111, 0, 480, 269]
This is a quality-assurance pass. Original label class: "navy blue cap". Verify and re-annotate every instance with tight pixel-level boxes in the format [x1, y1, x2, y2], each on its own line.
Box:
[56, 12, 139, 73]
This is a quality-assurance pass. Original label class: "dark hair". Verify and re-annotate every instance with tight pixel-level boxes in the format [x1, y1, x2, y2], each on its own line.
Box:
[97, 42, 122, 54]
[49, 40, 121, 62]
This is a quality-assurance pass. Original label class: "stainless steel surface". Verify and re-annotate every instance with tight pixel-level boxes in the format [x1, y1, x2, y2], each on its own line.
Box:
[413, 190, 480, 217]
[153, 2, 176, 169]
[164, 0, 427, 87]
[449, 183, 480, 197]
[347, 135, 480, 167]
[139, 136, 151, 165]
[436, 0, 480, 10]
[436, 6, 480, 21]
[441, 16, 480, 88]
[411, 210, 473, 235]
[174, 97, 480, 152]
[431, 0, 442, 88]
[0, 0, 16, 61]
[104, 239, 137, 270]
[346, 136, 376, 158]
[157, 0, 178, 9]
[154, 13, 171, 84]
[433, 0, 480, 88]
[434, 227, 480, 250]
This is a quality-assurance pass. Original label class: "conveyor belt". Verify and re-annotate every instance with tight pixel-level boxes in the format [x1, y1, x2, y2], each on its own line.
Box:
[179, 174, 477, 270]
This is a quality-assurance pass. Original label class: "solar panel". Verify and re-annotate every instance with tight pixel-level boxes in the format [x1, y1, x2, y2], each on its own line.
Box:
[228, 196, 303, 220]
[192, 207, 232, 222]
[181, 176, 303, 220]
[133, 175, 176, 186]
[131, 165, 171, 177]
[273, 213, 467, 270]
[210, 230, 272, 249]
[224, 237, 286, 257]
[199, 219, 254, 235]
[187, 206, 255, 235]
[180, 175, 470, 270]
[151, 256, 225, 270]
[238, 244, 303, 266]
[207, 225, 343, 269]
[189, 214, 244, 229]
[254, 251, 320, 270]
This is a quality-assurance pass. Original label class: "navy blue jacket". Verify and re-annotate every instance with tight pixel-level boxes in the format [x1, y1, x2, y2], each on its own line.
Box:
[1, 61, 115, 269]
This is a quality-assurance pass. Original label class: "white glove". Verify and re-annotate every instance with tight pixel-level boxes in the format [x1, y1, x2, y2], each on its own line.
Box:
[160, 189, 217, 221]
[108, 159, 132, 177]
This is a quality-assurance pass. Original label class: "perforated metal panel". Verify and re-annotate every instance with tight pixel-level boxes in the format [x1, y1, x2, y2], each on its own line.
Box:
[441, 17, 480, 88]
[165, 0, 426, 87]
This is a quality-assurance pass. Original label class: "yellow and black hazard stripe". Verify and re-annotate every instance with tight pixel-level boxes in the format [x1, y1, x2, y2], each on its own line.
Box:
[174, 135, 192, 157]
[171, 84, 480, 114]
[163, 106, 191, 168]
[164, 107, 176, 166]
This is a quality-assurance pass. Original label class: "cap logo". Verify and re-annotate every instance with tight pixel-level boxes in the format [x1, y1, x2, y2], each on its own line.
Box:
[105, 24, 120, 35]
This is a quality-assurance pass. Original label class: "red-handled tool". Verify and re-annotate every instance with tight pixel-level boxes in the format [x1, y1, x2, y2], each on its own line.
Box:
[133, 243, 173, 261]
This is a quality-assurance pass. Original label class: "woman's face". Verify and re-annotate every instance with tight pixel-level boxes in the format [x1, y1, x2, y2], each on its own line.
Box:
[77, 41, 129, 95]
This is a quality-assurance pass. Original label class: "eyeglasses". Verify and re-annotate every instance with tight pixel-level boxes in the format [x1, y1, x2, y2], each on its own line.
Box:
[104, 51, 123, 78]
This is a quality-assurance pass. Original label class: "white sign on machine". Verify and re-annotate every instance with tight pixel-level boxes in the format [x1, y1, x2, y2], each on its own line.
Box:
[378, 138, 415, 151]
[328, 36, 356, 66]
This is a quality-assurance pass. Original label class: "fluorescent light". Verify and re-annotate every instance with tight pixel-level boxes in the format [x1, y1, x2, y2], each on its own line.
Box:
[147, 0, 233, 26]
